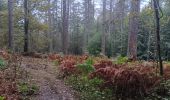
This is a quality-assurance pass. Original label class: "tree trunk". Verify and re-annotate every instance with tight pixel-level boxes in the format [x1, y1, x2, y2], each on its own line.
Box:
[153, 0, 163, 76]
[48, 0, 53, 52]
[24, 0, 29, 52]
[8, 0, 14, 51]
[101, 0, 106, 55]
[127, 0, 140, 60]
[62, 0, 69, 54]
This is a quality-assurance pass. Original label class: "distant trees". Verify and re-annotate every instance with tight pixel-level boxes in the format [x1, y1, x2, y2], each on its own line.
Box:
[1, 0, 170, 60]
[127, 0, 140, 60]
[8, 0, 14, 51]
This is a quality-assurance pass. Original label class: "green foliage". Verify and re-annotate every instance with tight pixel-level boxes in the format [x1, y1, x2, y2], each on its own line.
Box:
[54, 60, 60, 66]
[115, 56, 128, 64]
[77, 58, 95, 74]
[18, 82, 39, 96]
[145, 80, 170, 100]
[77, 64, 94, 75]
[65, 75, 113, 100]
[0, 58, 6, 70]
[85, 58, 94, 65]
[88, 33, 101, 56]
[0, 96, 5, 100]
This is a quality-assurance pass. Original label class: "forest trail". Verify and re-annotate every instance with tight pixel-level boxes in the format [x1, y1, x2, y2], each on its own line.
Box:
[21, 57, 76, 100]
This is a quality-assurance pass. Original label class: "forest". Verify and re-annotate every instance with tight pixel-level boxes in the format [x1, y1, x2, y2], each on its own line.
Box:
[0, 0, 170, 100]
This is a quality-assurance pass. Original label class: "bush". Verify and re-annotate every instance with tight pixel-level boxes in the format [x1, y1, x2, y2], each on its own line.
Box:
[59, 59, 77, 77]
[0, 96, 5, 100]
[18, 82, 39, 96]
[115, 56, 128, 64]
[65, 75, 113, 100]
[94, 60, 113, 69]
[0, 58, 6, 70]
[145, 80, 170, 100]
[76, 58, 95, 75]
[88, 33, 101, 56]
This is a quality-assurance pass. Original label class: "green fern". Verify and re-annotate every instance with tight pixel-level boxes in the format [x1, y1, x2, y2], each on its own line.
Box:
[0, 58, 6, 70]
[0, 96, 5, 100]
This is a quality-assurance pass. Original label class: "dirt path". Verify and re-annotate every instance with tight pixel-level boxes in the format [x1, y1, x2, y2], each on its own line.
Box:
[21, 57, 76, 100]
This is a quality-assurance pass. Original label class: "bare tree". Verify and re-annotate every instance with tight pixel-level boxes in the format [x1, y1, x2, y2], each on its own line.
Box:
[127, 0, 140, 60]
[8, 0, 14, 51]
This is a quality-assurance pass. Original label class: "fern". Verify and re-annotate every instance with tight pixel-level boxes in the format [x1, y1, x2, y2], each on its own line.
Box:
[0, 58, 6, 70]
[0, 96, 5, 100]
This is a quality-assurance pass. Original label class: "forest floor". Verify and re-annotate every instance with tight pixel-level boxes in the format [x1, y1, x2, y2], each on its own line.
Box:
[20, 57, 77, 100]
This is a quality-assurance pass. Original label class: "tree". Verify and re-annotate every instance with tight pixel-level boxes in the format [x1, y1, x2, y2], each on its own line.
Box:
[48, 0, 53, 52]
[153, 0, 163, 76]
[62, 0, 69, 54]
[101, 0, 106, 55]
[83, 0, 94, 53]
[8, 0, 14, 51]
[127, 0, 140, 60]
[24, 0, 29, 52]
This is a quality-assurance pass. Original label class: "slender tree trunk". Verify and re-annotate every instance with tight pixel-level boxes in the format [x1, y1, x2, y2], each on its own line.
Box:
[48, 0, 53, 52]
[153, 0, 163, 76]
[83, 0, 93, 53]
[24, 0, 29, 52]
[127, 0, 140, 60]
[8, 0, 14, 51]
[101, 0, 106, 55]
[62, 0, 69, 54]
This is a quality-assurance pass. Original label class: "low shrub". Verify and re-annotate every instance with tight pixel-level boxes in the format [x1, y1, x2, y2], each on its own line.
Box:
[59, 60, 77, 77]
[0, 96, 5, 100]
[65, 75, 113, 100]
[0, 59, 6, 70]
[94, 60, 113, 69]
[115, 56, 128, 64]
[18, 82, 39, 96]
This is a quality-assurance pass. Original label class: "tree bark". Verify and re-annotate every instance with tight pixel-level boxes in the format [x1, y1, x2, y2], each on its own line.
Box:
[24, 0, 29, 52]
[8, 0, 14, 51]
[101, 0, 106, 55]
[127, 0, 140, 60]
[153, 0, 163, 76]
[62, 0, 69, 54]
[48, 0, 53, 52]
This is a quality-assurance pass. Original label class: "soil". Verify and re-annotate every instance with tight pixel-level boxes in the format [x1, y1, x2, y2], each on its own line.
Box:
[20, 57, 77, 100]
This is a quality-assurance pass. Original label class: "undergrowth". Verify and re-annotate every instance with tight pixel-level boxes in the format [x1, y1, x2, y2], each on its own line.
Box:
[65, 75, 113, 100]
[0, 96, 5, 100]
[18, 82, 39, 96]
[51, 54, 170, 100]
[0, 58, 6, 70]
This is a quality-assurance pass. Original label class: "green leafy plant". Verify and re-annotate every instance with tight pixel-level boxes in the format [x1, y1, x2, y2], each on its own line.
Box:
[54, 60, 60, 66]
[18, 82, 39, 96]
[0, 96, 5, 100]
[65, 75, 113, 100]
[146, 80, 170, 99]
[0, 58, 6, 70]
[85, 58, 94, 65]
[116, 56, 128, 64]
[77, 58, 95, 74]
[77, 63, 94, 75]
